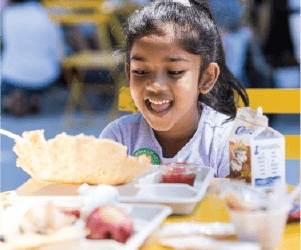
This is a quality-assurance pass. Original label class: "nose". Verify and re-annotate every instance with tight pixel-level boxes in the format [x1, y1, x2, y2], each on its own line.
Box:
[146, 72, 168, 92]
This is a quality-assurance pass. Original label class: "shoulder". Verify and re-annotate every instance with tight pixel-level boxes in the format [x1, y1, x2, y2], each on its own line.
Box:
[198, 104, 233, 177]
[99, 113, 144, 139]
[200, 103, 233, 130]
[110, 113, 143, 127]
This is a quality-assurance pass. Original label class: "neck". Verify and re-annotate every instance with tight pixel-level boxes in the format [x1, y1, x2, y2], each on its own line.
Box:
[154, 106, 201, 158]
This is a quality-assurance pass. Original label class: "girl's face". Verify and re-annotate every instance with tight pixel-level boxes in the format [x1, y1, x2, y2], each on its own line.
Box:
[126, 33, 216, 134]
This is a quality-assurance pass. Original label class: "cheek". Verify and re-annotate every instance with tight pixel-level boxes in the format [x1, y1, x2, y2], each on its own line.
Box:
[130, 83, 143, 106]
[175, 75, 200, 99]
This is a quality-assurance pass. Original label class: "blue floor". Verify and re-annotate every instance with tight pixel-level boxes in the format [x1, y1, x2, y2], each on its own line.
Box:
[1, 68, 300, 191]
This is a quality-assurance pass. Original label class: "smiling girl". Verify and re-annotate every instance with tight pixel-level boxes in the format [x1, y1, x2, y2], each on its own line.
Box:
[100, 0, 249, 178]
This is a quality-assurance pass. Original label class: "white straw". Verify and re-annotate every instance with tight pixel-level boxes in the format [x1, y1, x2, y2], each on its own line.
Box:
[0, 128, 26, 142]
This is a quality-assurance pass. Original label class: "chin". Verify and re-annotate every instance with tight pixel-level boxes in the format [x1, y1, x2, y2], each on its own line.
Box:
[145, 119, 174, 132]
[139, 107, 175, 131]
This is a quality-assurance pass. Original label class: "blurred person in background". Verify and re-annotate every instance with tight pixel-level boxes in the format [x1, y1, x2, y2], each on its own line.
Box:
[1, 0, 66, 117]
[210, 0, 300, 90]
[246, 0, 300, 88]
[287, 0, 300, 64]
[245, 0, 299, 138]
[63, 0, 150, 55]
[209, 0, 253, 87]
[64, 24, 100, 55]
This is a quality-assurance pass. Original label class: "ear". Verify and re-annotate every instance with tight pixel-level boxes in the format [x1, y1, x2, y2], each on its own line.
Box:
[198, 63, 220, 94]
[125, 62, 130, 82]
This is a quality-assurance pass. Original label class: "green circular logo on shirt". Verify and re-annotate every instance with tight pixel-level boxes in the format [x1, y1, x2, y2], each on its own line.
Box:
[133, 148, 160, 165]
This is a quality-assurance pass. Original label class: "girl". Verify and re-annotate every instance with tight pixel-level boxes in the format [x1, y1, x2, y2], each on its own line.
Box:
[100, 0, 249, 178]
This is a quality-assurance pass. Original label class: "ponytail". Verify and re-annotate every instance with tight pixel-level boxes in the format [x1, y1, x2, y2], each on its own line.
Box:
[190, 0, 249, 119]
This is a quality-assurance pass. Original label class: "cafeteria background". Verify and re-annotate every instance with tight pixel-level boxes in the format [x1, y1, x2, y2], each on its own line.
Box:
[1, 0, 300, 192]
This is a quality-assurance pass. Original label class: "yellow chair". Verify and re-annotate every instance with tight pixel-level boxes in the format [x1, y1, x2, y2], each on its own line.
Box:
[118, 88, 300, 160]
[43, 0, 139, 127]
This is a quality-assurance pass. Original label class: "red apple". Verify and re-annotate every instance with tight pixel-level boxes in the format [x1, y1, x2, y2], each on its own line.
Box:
[86, 204, 134, 243]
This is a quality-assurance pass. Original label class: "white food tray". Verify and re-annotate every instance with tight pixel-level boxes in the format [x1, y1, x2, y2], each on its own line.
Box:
[118, 165, 215, 215]
[42, 203, 172, 250]
[2, 198, 172, 250]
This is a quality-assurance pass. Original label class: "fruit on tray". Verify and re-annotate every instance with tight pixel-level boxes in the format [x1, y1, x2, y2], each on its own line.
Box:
[86, 204, 134, 243]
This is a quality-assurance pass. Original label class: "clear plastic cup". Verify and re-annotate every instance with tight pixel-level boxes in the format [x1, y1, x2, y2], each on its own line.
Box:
[228, 205, 290, 250]
[159, 163, 200, 186]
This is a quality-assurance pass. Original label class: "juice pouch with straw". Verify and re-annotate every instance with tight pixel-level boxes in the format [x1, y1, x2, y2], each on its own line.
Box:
[229, 107, 285, 189]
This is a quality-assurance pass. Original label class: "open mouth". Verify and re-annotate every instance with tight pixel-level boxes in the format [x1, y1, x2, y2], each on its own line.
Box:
[145, 99, 173, 113]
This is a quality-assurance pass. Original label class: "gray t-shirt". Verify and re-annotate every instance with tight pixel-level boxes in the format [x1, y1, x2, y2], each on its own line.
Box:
[100, 103, 233, 178]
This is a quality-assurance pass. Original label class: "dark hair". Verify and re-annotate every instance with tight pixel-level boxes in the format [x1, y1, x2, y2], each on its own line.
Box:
[124, 0, 249, 119]
[10, 0, 41, 4]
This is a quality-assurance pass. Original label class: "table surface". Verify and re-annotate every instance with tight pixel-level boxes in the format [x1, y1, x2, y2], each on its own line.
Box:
[3, 180, 300, 250]
[141, 185, 300, 250]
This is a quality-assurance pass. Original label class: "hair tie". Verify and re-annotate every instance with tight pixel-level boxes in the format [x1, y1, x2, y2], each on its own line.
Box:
[172, 0, 191, 7]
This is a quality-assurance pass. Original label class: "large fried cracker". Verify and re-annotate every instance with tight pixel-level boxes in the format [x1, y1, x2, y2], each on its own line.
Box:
[12, 130, 151, 185]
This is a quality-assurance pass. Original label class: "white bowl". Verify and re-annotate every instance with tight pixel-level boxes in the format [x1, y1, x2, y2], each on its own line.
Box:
[229, 205, 290, 250]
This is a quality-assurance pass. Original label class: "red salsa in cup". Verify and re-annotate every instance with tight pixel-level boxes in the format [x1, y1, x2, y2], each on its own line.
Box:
[160, 163, 199, 186]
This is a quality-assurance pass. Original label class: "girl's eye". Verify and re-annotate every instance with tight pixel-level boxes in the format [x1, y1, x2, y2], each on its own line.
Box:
[132, 70, 147, 75]
[168, 70, 185, 75]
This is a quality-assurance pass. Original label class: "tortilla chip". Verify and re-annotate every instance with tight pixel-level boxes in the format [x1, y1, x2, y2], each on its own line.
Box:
[12, 130, 151, 185]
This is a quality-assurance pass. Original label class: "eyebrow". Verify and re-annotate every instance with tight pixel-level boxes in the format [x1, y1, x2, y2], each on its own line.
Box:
[130, 56, 145, 62]
[130, 55, 190, 62]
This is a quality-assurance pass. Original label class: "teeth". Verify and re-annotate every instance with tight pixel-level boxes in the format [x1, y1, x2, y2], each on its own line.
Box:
[148, 99, 171, 105]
